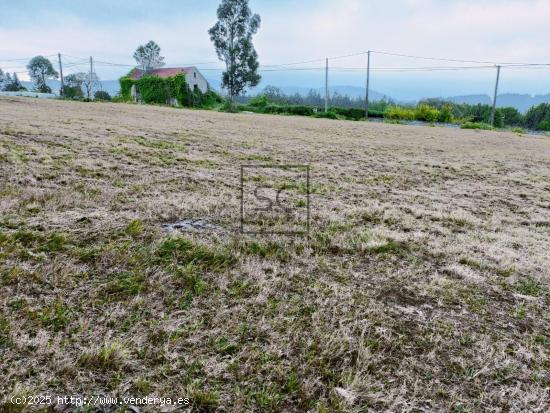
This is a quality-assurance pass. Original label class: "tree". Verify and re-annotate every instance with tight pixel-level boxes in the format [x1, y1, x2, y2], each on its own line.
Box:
[27, 56, 58, 93]
[94, 90, 111, 101]
[209, 0, 261, 101]
[63, 73, 85, 98]
[133, 41, 165, 72]
[3, 73, 26, 92]
[81, 72, 100, 99]
[262, 85, 286, 104]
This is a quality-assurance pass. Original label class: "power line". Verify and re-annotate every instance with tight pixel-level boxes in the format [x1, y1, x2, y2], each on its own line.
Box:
[371, 49, 550, 66]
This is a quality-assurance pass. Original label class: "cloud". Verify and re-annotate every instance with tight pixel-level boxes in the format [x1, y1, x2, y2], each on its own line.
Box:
[1, 0, 548, 94]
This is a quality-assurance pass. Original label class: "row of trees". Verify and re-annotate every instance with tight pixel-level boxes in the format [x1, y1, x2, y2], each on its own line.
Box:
[1, 56, 104, 97]
[0, 69, 25, 92]
[26, 56, 106, 99]
[238, 85, 393, 109]
[235, 86, 550, 130]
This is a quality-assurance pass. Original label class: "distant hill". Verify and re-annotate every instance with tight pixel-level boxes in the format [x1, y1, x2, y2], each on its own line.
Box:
[446, 93, 550, 113]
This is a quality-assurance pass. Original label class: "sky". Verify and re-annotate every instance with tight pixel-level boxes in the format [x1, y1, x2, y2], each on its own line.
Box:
[1, 0, 549, 100]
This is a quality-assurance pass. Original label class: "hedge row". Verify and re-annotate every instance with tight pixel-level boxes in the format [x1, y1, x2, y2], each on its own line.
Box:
[239, 102, 384, 120]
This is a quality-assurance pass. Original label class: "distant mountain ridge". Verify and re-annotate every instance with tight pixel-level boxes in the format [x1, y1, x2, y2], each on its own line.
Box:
[445, 93, 550, 113]
[20, 78, 550, 113]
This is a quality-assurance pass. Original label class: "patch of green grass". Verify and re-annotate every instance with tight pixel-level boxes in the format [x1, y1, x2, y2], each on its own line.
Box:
[191, 159, 218, 168]
[39, 299, 72, 331]
[175, 263, 207, 295]
[7, 297, 26, 311]
[0, 315, 10, 348]
[103, 271, 145, 298]
[79, 342, 126, 371]
[156, 237, 235, 272]
[190, 389, 220, 410]
[459, 257, 483, 270]
[132, 136, 180, 150]
[241, 153, 273, 162]
[228, 279, 258, 299]
[242, 240, 290, 261]
[132, 378, 152, 394]
[369, 239, 409, 255]
[75, 165, 106, 178]
[284, 372, 300, 394]
[215, 336, 239, 355]
[460, 122, 494, 130]
[458, 334, 474, 347]
[516, 279, 544, 296]
[12, 230, 43, 247]
[125, 219, 144, 236]
[513, 304, 527, 319]
[251, 385, 283, 411]
[39, 233, 67, 252]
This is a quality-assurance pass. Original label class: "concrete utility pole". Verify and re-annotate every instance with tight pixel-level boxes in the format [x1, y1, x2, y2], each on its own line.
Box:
[490, 64, 501, 127]
[89, 56, 93, 99]
[324, 58, 329, 113]
[58, 53, 64, 96]
[365, 50, 371, 119]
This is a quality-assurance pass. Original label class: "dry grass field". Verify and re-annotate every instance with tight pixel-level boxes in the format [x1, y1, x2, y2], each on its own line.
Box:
[0, 96, 549, 412]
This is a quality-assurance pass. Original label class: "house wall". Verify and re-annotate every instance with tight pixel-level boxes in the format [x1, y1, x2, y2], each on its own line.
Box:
[185, 67, 208, 94]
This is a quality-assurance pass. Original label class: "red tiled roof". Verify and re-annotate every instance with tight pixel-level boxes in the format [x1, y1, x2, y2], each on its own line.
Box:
[130, 67, 196, 79]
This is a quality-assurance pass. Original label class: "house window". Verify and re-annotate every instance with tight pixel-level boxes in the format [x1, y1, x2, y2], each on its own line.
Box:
[194, 72, 196, 79]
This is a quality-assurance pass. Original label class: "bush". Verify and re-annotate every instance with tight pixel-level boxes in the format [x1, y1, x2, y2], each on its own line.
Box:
[460, 122, 494, 130]
[62, 85, 83, 99]
[539, 120, 550, 131]
[331, 107, 365, 120]
[314, 111, 338, 120]
[94, 91, 111, 101]
[524, 103, 550, 130]
[249, 94, 268, 107]
[119, 76, 134, 101]
[201, 90, 224, 108]
[367, 109, 385, 118]
[500, 107, 523, 126]
[287, 105, 315, 116]
[36, 84, 52, 93]
[438, 104, 454, 123]
[415, 104, 440, 122]
[385, 106, 416, 121]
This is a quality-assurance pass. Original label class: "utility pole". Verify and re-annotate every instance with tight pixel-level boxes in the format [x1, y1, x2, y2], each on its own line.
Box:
[89, 56, 93, 99]
[365, 50, 371, 119]
[490, 64, 501, 127]
[58, 53, 64, 96]
[324, 58, 329, 113]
